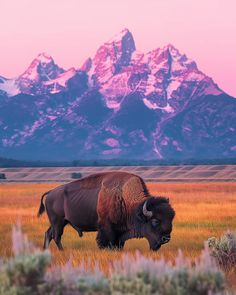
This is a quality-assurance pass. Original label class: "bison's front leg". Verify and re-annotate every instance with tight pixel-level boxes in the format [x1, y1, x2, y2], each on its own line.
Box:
[112, 238, 125, 250]
[97, 187, 125, 249]
[96, 224, 117, 249]
[96, 225, 125, 250]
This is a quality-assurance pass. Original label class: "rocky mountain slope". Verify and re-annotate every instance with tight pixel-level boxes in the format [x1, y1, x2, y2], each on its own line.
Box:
[0, 29, 235, 161]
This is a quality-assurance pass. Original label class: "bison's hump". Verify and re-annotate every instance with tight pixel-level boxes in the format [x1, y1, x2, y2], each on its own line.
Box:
[122, 176, 149, 203]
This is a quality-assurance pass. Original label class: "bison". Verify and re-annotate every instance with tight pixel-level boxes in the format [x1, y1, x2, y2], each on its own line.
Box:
[38, 171, 175, 251]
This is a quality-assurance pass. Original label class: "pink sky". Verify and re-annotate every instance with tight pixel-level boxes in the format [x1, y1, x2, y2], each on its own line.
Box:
[0, 0, 236, 96]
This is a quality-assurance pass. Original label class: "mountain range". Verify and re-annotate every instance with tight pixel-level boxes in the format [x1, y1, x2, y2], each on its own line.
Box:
[0, 28, 235, 161]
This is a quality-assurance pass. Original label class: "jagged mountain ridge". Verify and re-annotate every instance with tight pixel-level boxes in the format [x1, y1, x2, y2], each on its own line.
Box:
[0, 29, 235, 161]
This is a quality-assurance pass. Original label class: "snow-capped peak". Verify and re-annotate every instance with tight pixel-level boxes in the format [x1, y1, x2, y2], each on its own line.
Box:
[84, 29, 222, 111]
[163, 43, 179, 52]
[36, 52, 53, 64]
[162, 44, 197, 70]
[86, 28, 136, 86]
[105, 28, 136, 56]
[11, 53, 66, 95]
[19, 52, 61, 81]
[107, 28, 132, 44]
[0, 29, 223, 100]
[0, 53, 77, 96]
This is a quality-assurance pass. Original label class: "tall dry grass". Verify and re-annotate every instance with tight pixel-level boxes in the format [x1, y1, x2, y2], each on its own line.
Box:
[0, 182, 236, 274]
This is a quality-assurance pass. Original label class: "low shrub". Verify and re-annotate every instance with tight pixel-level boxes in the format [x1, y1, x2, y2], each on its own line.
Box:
[0, 173, 6, 179]
[0, 224, 229, 295]
[71, 172, 82, 179]
[0, 223, 50, 295]
[110, 247, 225, 295]
[208, 232, 236, 271]
[44, 262, 109, 295]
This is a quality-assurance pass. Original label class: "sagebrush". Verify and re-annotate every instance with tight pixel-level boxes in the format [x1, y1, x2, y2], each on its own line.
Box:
[0, 224, 228, 295]
[208, 232, 236, 271]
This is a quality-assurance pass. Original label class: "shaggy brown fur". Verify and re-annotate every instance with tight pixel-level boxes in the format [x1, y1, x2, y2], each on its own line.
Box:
[38, 171, 175, 251]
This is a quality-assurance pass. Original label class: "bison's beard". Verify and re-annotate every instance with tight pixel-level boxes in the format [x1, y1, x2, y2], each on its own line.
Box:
[149, 242, 162, 251]
[145, 233, 163, 251]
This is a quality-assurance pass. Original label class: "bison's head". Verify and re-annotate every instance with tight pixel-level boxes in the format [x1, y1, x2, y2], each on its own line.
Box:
[136, 197, 175, 251]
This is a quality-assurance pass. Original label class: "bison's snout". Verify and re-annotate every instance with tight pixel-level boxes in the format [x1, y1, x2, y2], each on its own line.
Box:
[161, 235, 170, 244]
[149, 235, 171, 251]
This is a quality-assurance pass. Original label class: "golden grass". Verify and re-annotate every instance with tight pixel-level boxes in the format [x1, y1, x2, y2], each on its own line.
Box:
[0, 182, 236, 274]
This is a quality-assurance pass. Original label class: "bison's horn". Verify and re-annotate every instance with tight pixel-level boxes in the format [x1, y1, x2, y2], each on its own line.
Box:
[143, 200, 153, 218]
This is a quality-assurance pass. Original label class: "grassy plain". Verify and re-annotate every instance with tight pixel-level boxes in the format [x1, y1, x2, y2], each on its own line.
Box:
[0, 182, 236, 278]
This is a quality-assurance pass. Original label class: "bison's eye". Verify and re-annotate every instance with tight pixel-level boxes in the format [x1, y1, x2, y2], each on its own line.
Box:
[151, 219, 161, 227]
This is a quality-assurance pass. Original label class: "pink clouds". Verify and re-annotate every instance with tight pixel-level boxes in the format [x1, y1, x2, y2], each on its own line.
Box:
[0, 0, 235, 96]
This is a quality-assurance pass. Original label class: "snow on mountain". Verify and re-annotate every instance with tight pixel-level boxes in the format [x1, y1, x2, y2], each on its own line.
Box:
[43, 68, 77, 94]
[19, 52, 63, 81]
[143, 98, 174, 113]
[86, 28, 136, 87]
[0, 53, 78, 96]
[140, 44, 221, 105]
[16, 52, 67, 95]
[136, 44, 222, 105]
[84, 30, 222, 112]
[1, 29, 222, 102]
[0, 76, 20, 96]
[0, 28, 234, 161]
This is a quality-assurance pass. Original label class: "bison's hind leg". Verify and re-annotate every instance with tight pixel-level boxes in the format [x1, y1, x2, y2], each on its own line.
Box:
[43, 226, 53, 249]
[53, 219, 68, 250]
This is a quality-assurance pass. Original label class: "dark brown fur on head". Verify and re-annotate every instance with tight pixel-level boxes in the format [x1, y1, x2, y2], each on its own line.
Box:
[135, 196, 175, 251]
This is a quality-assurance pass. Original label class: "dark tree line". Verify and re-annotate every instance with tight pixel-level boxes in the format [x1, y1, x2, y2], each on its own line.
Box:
[0, 156, 236, 168]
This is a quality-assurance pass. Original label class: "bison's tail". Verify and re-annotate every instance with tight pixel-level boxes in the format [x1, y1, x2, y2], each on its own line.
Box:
[37, 191, 51, 217]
